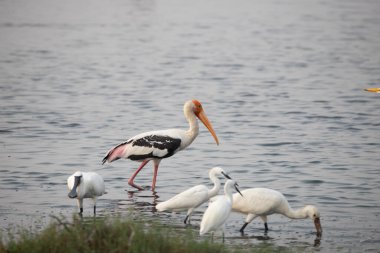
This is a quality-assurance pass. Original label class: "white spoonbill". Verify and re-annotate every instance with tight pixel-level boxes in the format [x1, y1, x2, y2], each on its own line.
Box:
[231, 188, 322, 235]
[200, 180, 242, 238]
[156, 167, 231, 224]
[365, 88, 380, 93]
[67, 171, 105, 214]
[102, 99, 219, 191]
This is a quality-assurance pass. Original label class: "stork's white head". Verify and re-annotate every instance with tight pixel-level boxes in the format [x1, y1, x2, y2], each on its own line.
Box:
[184, 99, 219, 145]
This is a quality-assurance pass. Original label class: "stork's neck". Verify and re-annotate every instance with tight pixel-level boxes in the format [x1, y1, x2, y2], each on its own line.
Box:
[283, 206, 309, 219]
[187, 112, 199, 136]
[183, 102, 199, 148]
[207, 174, 221, 198]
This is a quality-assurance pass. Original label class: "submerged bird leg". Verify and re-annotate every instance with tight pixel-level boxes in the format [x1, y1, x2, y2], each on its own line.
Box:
[77, 199, 84, 214]
[184, 208, 194, 224]
[239, 222, 249, 233]
[93, 198, 97, 215]
[128, 160, 150, 190]
[151, 160, 161, 191]
[261, 216, 268, 231]
[184, 215, 190, 224]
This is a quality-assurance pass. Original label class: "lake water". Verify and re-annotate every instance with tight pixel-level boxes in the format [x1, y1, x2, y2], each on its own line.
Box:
[1, 0, 380, 252]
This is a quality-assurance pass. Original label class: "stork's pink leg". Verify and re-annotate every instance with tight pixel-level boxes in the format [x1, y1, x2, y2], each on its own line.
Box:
[151, 160, 161, 191]
[128, 160, 149, 190]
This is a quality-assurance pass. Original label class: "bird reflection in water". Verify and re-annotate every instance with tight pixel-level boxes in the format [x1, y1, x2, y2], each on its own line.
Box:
[126, 189, 159, 214]
[237, 229, 322, 248]
[314, 233, 322, 247]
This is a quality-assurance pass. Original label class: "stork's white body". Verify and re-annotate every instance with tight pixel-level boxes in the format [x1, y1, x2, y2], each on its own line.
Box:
[102, 100, 219, 191]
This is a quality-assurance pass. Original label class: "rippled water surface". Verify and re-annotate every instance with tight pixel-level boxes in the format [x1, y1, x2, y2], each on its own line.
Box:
[1, 0, 380, 252]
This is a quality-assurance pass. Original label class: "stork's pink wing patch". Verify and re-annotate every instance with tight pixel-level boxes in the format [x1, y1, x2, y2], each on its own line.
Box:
[105, 143, 128, 163]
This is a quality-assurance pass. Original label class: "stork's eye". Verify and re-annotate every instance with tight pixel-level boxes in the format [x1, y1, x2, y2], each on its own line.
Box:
[313, 214, 317, 218]
[194, 104, 202, 111]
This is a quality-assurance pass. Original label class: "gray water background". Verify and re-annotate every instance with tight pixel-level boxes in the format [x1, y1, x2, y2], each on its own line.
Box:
[1, 0, 380, 252]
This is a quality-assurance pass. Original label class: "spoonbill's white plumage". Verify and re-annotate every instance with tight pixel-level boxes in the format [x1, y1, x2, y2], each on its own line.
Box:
[231, 188, 322, 235]
[67, 171, 105, 214]
[200, 180, 242, 238]
[102, 100, 219, 191]
[364, 88, 380, 93]
[155, 167, 231, 224]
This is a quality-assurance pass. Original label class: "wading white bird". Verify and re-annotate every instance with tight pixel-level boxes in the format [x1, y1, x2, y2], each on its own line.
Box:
[156, 167, 232, 224]
[365, 88, 380, 93]
[231, 188, 322, 235]
[200, 180, 242, 238]
[102, 100, 219, 191]
[67, 171, 105, 214]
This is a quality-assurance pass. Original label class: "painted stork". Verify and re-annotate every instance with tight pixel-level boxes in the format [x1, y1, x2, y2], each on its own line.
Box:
[200, 180, 242, 239]
[67, 171, 105, 214]
[155, 167, 231, 224]
[102, 99, 219, 191]
[231, 188, 322, 235]
[364, 88, 380, 93]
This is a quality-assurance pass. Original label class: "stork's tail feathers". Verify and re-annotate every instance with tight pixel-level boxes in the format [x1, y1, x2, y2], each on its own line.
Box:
[102, 142, 129, 165]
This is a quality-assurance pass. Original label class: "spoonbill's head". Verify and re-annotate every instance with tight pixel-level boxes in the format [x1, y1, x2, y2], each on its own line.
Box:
[210, 167, 232, 179]
[68, 171, 83, 199]
[305, 205, 322, 235]
[187, 99, 219, 145]
[364, 88, 380, 93]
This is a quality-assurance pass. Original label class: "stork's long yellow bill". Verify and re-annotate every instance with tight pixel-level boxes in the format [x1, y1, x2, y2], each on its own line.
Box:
[196, 110, 219, 145]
